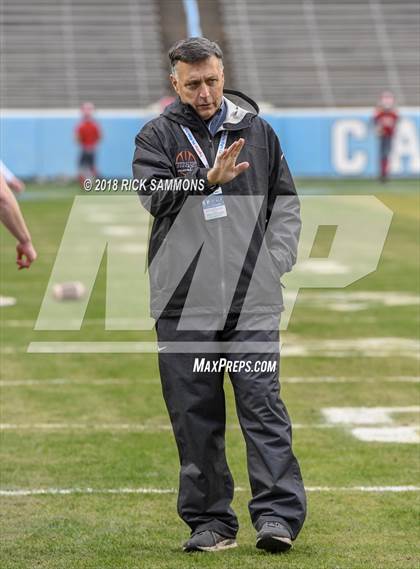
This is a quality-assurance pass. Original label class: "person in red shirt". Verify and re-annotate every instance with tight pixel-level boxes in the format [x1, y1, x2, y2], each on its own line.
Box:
[373, 91, 399, 182]
[159, 93, 176, 113]
[75, 102, 101, 185]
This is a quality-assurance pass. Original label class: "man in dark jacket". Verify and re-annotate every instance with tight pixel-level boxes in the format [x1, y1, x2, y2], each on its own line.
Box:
[132, 37, 306, 554]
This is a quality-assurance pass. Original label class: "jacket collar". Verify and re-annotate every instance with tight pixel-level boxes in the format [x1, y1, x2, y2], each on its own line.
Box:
[162, 89, 258, 133]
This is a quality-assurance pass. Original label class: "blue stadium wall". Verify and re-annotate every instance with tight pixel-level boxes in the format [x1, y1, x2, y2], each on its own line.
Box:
[1, 109, 419, 178]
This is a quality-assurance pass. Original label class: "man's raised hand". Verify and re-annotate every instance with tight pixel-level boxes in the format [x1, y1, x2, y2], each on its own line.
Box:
[207, 138, 250, 186]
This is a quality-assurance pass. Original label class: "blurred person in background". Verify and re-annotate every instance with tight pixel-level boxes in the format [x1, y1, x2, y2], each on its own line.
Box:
[373, 91, 399, 182]
[159, 93, 176, 113]
[0, 173, 37, 269]
[0, 160, 25, 193]
[75, 102, 101, 186]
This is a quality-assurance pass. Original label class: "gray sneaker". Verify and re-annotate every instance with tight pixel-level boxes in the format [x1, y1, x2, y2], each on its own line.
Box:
[183, 530, 238, 552]
[256, 521, 292, 553]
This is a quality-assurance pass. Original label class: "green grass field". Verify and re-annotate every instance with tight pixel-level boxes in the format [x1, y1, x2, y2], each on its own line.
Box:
[1, 180, 419, 569]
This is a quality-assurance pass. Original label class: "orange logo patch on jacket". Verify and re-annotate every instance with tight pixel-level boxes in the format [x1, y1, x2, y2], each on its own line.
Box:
[175, 150, 197, 176]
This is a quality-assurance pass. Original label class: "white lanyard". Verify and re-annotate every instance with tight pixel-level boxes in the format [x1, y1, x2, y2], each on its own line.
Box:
[180, 126, 228, 169]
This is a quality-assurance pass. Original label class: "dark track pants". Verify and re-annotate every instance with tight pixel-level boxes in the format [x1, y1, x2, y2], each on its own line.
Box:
[155, 315, 307, 540]
[379, 135, 392, 179]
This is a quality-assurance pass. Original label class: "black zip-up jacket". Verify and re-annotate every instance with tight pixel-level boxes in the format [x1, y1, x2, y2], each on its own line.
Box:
[132, 89, 301, 319]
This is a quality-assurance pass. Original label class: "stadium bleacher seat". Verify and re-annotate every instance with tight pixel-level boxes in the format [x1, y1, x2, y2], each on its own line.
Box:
[1, 0, 419, 108]
[220, 0, 420, 107]
[0, 0, 166, 108]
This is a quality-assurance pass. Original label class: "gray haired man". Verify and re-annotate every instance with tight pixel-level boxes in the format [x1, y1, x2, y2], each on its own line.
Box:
[133, 37, 306, 553]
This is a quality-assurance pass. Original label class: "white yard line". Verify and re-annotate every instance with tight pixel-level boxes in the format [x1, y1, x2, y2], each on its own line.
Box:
[306, 486, 419, 493]
[0, 297, 16, 307]
[0, 486, 418, 497]
[1, 376, 417, 387]
[2, 318, 153, 328]
[20, 337, 419, 357]
[0, 378, 159, 386]
[3, 292, 419, 328]
[284, 376, 419, 384]
[323, 406, 420, 425]
[292, 291, 420, 307]
[322, 406, 420, 443]
[351, 426, 420, 444]
[0, 423, 174, 432]
[282, 338, 420, 359]
[0, 422, 336, 431]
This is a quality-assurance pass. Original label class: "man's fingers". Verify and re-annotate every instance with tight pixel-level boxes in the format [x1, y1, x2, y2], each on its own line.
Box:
[214, 138, 247, 182]
[234, 161, 250, 175]
[220, 139, 245, 165]
[17, 259, 30, 270]
[215, 147, 231, 164]
[230, 138, 244, 151]
[222, 141, 237, 158]
[230, 138, 245, 161]
[223, 138, 244, 158]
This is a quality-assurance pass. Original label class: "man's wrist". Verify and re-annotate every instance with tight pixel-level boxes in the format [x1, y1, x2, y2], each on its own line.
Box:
[207, 169, 219, 186]
[196, 168, 218, 195]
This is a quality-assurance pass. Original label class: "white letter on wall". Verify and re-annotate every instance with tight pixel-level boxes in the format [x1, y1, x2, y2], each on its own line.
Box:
[332, 119, 367, 175]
